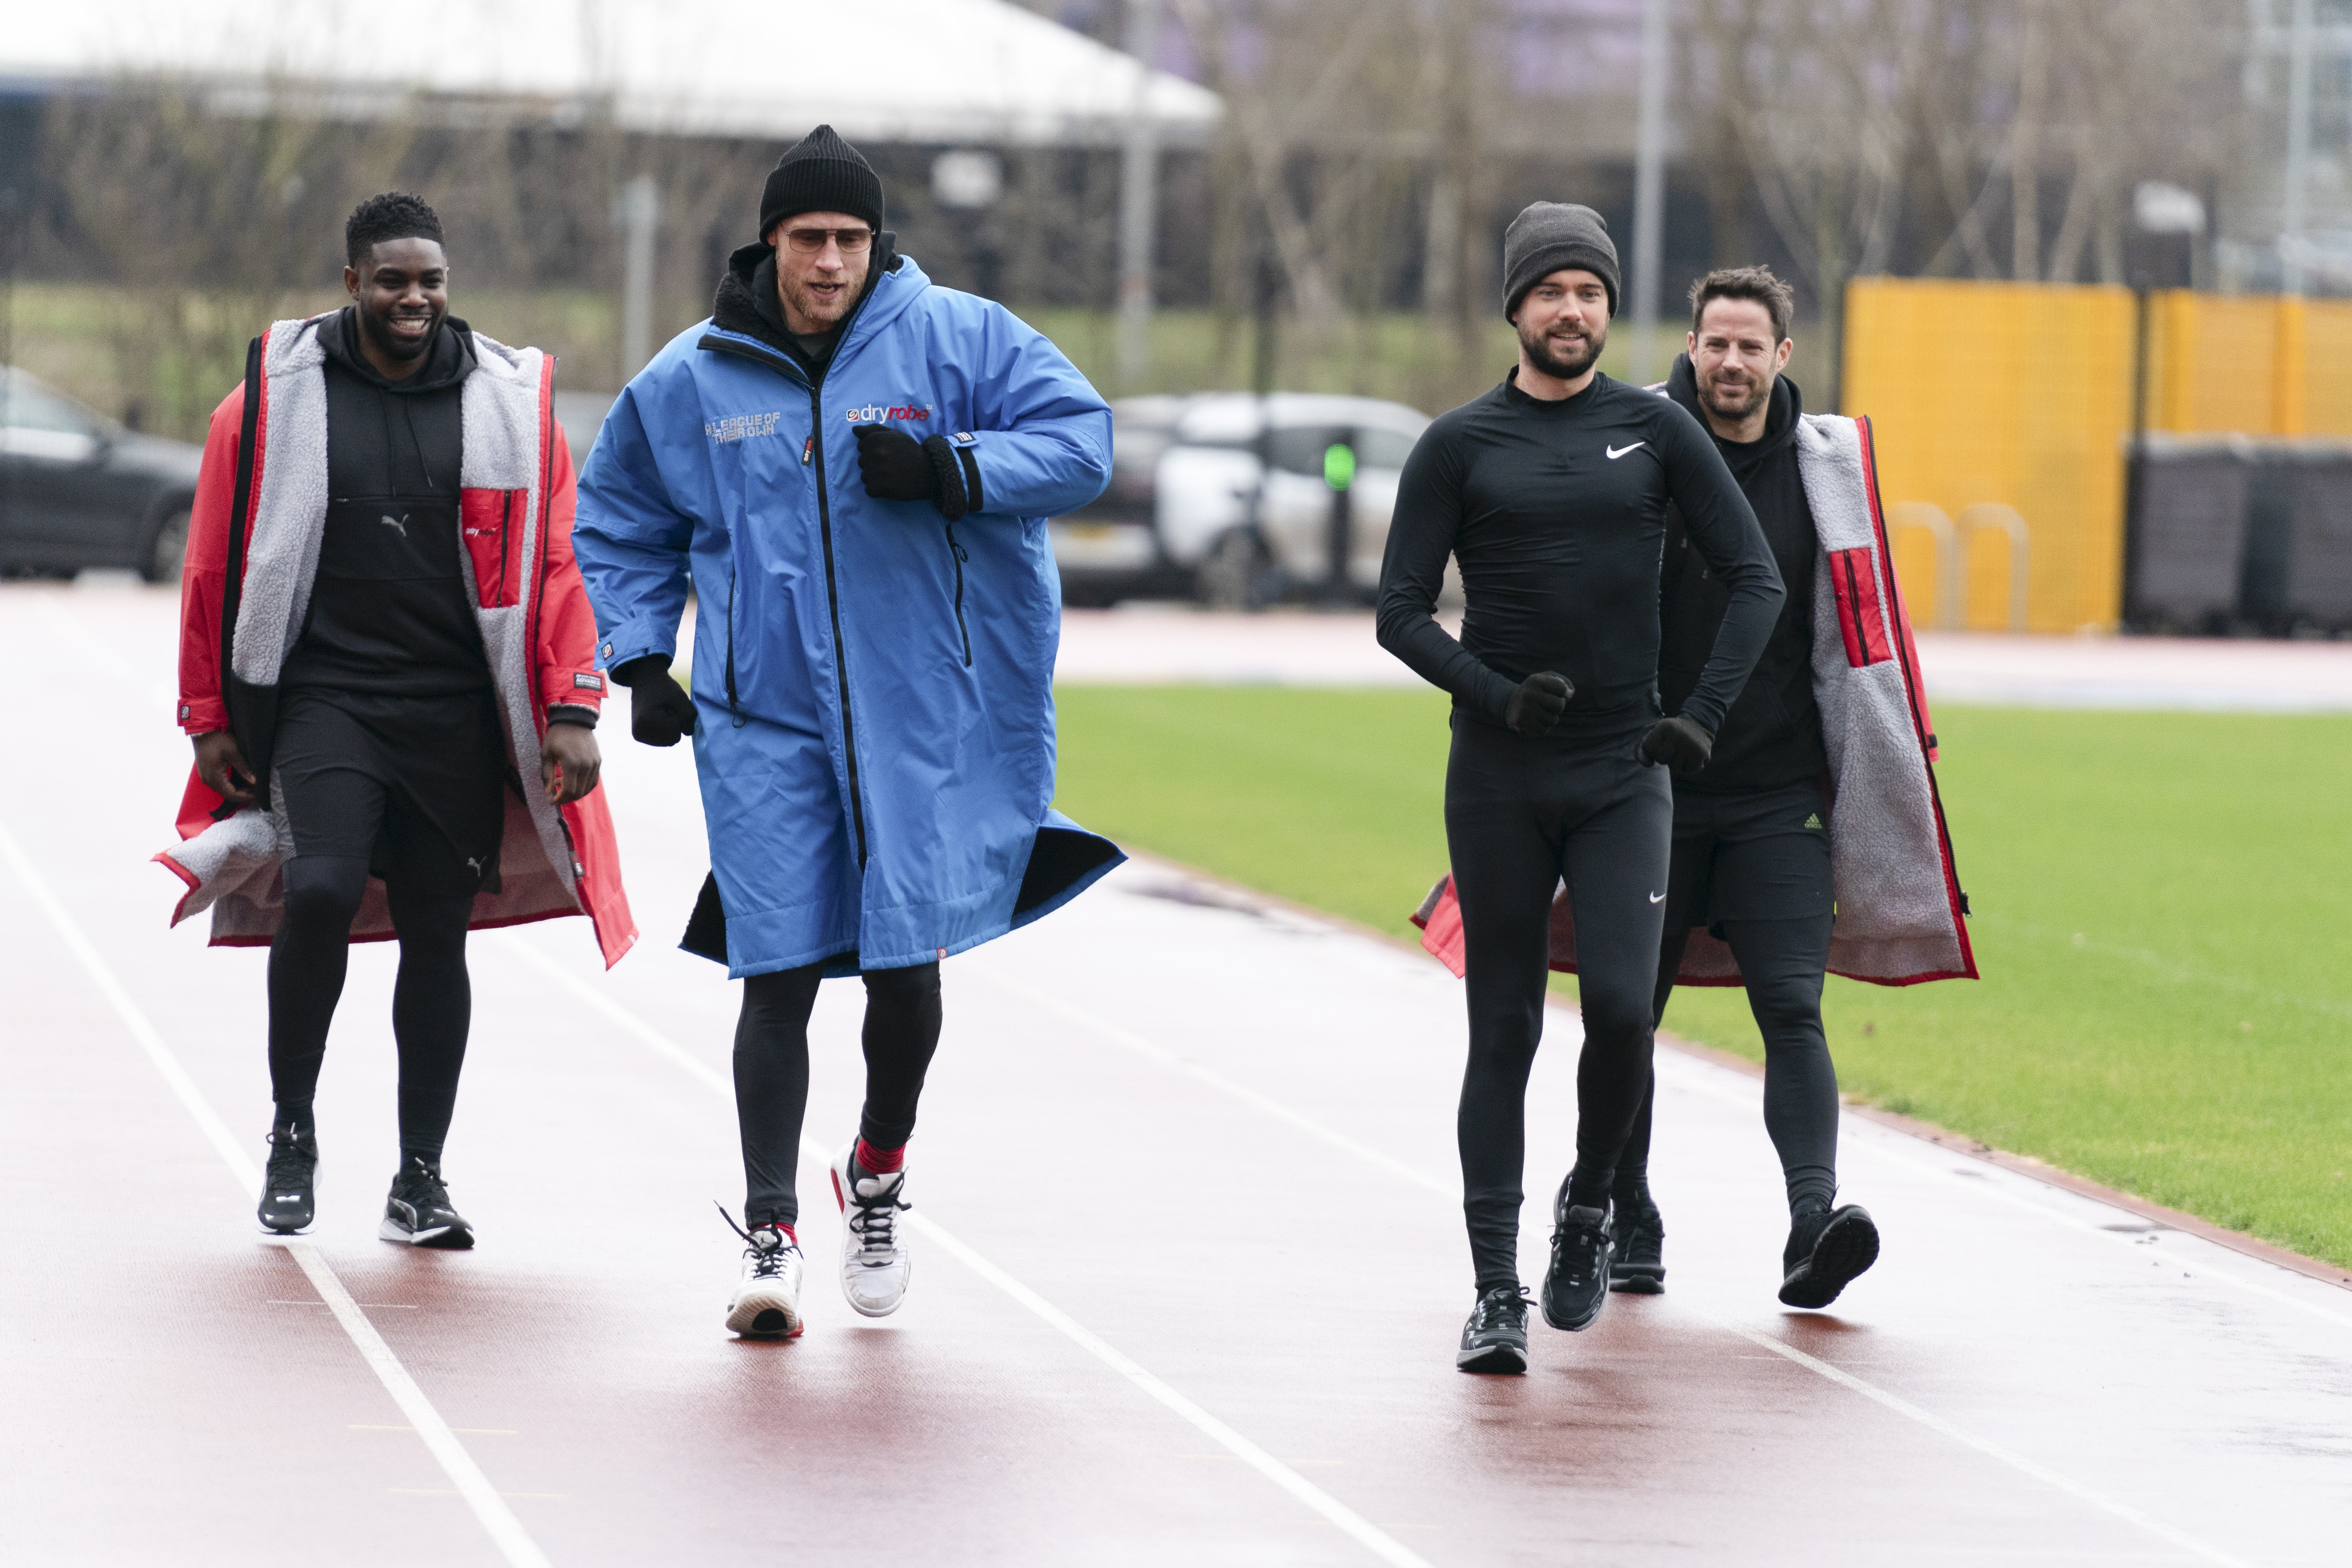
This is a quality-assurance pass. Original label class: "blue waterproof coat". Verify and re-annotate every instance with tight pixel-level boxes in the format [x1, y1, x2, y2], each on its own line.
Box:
[572, 249, 1123, 978]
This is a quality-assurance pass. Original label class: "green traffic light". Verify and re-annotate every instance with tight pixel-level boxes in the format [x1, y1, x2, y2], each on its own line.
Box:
[1323, 442, 1356, 491]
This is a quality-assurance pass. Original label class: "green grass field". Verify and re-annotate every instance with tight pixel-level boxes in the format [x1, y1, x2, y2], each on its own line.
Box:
[1052, 686, 2352, 1268]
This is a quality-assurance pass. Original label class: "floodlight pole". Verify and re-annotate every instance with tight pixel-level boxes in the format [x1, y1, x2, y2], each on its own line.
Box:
[2282, 0, 2316, 294]
[1117, 0, 1163, 390]
[1629, 0, 1670, 385]
[617, 175, 662, 380]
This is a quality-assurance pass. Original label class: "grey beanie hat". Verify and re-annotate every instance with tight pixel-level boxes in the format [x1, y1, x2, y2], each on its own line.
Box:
[1502, 202, 1620, 320]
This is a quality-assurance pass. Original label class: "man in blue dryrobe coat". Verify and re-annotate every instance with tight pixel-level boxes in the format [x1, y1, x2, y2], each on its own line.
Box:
[573, 126, 1121, 1338]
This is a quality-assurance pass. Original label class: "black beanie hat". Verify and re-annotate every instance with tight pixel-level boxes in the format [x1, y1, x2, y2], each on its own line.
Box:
[758, 125, 884, 240]
[1502, 202, 1620, 321]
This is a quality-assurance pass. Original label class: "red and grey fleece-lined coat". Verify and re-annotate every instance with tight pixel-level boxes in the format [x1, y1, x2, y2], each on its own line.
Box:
[156, 314, 637, 966]
[1414, 413, 1976, 989]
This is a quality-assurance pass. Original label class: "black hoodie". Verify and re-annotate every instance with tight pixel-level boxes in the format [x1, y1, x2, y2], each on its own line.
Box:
[1658, 354, 1826, 792]
[281, 307, 492, 696]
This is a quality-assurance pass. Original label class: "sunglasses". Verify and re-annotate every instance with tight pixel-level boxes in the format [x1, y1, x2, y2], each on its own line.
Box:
[782, 226, 875, 255]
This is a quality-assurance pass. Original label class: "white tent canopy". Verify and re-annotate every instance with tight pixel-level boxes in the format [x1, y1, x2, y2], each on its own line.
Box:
[0, 0, 1222, 148]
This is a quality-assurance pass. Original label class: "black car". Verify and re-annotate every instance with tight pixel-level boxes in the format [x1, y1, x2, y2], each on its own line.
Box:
[2, 368, 204, 582]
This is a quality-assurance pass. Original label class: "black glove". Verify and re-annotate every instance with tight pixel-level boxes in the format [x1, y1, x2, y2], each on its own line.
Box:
[1638, 714, 1714, 774]
[1503, 671, 1573, 736]
[853, 424, 971, 520]
[611, 656, 698, 747]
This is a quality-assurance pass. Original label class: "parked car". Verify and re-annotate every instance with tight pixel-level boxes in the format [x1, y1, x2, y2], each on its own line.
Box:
[1050, 392, 1432, 608]
[0, 368, 204, 583]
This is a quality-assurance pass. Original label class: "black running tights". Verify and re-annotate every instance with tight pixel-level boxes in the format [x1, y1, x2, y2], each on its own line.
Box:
[267, 855, 473, 1162]
[735, 961, 942, 1230]
[1447, 718, 1672, 1292]
[1619, 913, 1840, 1217]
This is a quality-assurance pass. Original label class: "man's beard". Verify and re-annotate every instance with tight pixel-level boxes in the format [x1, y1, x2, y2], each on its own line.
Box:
[782, 261, 868, 329]
[1699, 371, 1771, 424]
[360, 304, 440, 363]
[1518, 316, 1605, 381]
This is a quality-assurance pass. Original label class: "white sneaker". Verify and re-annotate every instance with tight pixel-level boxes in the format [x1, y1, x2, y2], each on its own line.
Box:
[830, 1143, 912, 1317]
[725, 1223, 805, 1338]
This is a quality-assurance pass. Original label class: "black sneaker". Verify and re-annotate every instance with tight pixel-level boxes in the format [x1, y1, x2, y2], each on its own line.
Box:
[1541, 1196, 1614, 1332]
[1456, 1285, 1531, 1374]
[1609, 1196, 1665, 1294]
[258, 1128, 318, 1234]
[1778, 1204, 1879, 1308]
[379, 1157, 475, 1249]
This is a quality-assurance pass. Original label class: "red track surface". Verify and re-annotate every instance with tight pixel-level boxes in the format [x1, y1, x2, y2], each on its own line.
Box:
[9, 580, 2352, 1566]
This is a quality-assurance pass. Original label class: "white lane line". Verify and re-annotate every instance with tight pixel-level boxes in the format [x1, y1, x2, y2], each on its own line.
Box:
[963, 958, 2249, 1568]
[1650, 1051, 2352, 1332]
[506, 941, 1436, 1568]
[1711, 1320, 2250, 1568]
[971, 963, 1452, 1196]
[0, 822, 554, 1568]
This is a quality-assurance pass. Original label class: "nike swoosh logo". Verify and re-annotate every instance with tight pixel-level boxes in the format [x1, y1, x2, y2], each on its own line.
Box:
[1649, 891, 1666, 903]
[1607, 442, 1646, 460]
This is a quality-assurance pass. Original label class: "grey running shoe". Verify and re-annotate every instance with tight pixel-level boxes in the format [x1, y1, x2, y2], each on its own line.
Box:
[379, 1157, 474, 1249]
[728, 1227, 806, 1337]
[830, 1143, 912, 1318]
[258, 1128, 318, 1235]
[1778, 1205, 1879, 1309]
[1457, 1285, 1531, 1373]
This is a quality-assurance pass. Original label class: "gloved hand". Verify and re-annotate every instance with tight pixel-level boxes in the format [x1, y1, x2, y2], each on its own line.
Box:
[854, 424, 972, 520]
[611, 656, 698, 747]
[1638, 714, 1715, 774]
[853, 423, 936, 502]
[1503, 671, 1573, 736]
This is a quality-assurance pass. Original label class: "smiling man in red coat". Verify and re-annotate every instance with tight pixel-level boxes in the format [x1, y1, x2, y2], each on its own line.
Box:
[159, 193, 635, 1247]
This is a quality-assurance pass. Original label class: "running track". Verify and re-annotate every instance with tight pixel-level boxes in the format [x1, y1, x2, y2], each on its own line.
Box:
[9, 580, 2352, 1566]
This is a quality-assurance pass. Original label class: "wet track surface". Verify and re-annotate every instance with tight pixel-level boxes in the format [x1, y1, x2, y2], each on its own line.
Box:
[9, 581, 2352, 1566]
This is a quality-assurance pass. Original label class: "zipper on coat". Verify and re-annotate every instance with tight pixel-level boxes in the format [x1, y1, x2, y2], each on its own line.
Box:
[698, 293, 883, 870]
[724, 565, 745, 727]
[498, 489, 516, 608]
[943, 521, 972, 668]
[806, 381, 870, 864]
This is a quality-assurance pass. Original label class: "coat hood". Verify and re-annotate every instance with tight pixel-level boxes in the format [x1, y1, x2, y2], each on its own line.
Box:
[1665, 351, 1802, 476]
[320, 304, 478, 395]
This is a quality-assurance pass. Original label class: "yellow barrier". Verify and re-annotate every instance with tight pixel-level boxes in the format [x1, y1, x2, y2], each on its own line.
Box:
[1841, 279, 2352, 633]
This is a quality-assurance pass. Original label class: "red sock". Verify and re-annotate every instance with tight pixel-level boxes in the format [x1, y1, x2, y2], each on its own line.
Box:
[855, 1138, 905, 1175]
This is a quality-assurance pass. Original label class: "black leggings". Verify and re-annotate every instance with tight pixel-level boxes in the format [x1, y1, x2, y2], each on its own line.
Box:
[1620, 912, 1840, 1216]
[1446, 715, 1672, 1292]
[735, 961, 943, 1230]
[267, 855, 474, 1162]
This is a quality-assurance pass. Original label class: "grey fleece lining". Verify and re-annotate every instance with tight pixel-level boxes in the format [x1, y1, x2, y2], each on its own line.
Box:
[1426, 412, 1971, 987]
[1666, 413, 1969, 983]
[165, 314, 586, 946]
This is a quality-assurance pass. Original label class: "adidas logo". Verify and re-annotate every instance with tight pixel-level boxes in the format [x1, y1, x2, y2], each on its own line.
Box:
[1803, 813, 1824, 829]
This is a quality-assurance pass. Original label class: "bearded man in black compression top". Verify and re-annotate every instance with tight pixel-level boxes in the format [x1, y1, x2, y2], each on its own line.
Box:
[1377, 202, 1782, 1374]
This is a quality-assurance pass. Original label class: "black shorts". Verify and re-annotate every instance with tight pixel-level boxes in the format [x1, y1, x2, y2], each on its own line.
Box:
[1663, 778, 1834, 936]
[273, 687, 511, 897]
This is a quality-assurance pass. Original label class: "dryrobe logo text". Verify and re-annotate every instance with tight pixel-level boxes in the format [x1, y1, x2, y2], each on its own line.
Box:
[842, 402, 935, 424]
[705, 411, 783, 444]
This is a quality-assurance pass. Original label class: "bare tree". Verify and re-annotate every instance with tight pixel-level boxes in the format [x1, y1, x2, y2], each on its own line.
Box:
[40, 85, 419, 436]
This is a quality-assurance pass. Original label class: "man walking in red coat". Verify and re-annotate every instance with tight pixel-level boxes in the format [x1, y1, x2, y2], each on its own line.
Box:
[160, 194, 635, 1246]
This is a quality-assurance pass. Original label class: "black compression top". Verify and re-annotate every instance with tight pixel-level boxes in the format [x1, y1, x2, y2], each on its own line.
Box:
[1376, 368, 1784, 734]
